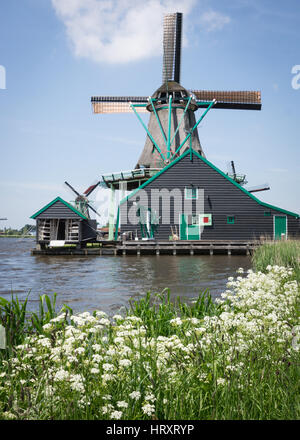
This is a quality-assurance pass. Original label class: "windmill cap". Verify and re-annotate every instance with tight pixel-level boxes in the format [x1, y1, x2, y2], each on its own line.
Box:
[148, 81, 198, 111]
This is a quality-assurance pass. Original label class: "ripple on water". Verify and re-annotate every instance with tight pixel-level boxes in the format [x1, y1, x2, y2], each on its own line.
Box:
[0, 238, 252, 314]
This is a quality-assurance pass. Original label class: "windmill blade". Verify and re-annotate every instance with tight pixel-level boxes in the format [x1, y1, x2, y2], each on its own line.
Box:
[87, 202, 101, 217]
[64, 181, 81, 197]
[84, 181, 101, 197]
[190, 90, 261, 110]
[91, 96, 148, 114]
[231, 161, 236, 179]
[162, 12, 182, 84]
[246, 183, 270, 193]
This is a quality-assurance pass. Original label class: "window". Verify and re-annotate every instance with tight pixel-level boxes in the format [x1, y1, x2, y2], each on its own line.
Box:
[191, 215, 199, 225]
[227, 216, 235, 224]
[187, 214, 199, 225]
[185, 187, 198, 200]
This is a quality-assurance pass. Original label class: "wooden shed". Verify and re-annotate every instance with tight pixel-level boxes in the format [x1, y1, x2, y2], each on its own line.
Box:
[31, 197, 97, 249]
[117, 149, 299, 241]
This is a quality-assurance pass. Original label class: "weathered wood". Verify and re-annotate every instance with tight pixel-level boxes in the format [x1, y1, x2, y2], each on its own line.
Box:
[32, 239, 260, 256]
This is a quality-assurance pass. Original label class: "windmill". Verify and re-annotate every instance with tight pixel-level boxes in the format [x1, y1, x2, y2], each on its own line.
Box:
[64, 181, 101, 219]
[91, 12, 261, 171]
[226, 160, 270, 193]
[226, 161, 247, 185]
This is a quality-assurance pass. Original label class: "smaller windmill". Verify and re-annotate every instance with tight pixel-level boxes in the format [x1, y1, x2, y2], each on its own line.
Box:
[226, 161, 247, 185]
[64, 181, 101, 219]
[226, 161, 270, 193]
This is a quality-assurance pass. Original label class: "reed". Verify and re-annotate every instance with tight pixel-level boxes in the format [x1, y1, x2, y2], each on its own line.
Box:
[252, 239, 300, 280]
[127, 288, 220, 337]
[0, 293, 72, 356]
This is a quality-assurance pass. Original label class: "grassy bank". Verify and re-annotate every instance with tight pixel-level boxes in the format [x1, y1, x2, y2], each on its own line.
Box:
[0, 264, 299, 420]
[252, 239, 300, 281]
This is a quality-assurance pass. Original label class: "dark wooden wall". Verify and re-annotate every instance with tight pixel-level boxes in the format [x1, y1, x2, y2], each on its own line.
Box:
[34, 200, 82, 219]
[120, 154, 299, 240]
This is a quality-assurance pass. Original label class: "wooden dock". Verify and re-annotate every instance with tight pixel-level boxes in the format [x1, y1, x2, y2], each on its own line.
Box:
[31, 240, 258, 256]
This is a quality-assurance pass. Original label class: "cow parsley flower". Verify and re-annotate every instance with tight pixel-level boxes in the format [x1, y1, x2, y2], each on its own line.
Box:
[110, 410, 123, 419]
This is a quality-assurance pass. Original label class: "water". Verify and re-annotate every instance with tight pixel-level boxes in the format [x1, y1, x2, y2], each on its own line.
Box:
[0, 238, 252, 315]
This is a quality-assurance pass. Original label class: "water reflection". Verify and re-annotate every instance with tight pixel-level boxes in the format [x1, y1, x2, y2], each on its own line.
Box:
[0, 238, 252, 314]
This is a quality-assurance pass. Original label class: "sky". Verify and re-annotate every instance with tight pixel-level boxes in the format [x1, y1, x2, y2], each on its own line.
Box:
[0, 0, 299, 229]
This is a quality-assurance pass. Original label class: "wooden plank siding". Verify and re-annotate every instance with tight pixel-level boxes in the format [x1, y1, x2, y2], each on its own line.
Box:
[34, 200, 83, 219]
[34, 201, 97, 244]
[120, 153, 299, 241]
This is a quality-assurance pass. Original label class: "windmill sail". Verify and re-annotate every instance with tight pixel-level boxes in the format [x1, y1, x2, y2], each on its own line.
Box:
[191, 90, 261, 110]
[91, 96, 148, 114]
[162, 12, 182, 84]
[246, 183, 270, 193]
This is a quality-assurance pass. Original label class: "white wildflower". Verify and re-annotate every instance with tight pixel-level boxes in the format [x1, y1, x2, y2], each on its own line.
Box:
[129, 391, 141, 400]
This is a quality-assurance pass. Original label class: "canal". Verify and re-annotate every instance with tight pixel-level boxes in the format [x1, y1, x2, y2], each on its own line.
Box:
[0, 238, 252, 315]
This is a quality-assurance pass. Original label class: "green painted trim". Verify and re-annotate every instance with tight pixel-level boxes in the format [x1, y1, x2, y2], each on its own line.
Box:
[227, 216, 235, 224]
[119, 152, 187, 206]
[171, 100, 215, 160]
[114, 206, 120, 241]
[119, 149, 299, 218]
[150, 98, 167, 147]
[30, 196, 87, 220]
[167, 95, 172, 159]
[131, 103, 166, 162]
[170, 96, 192, 147]
[108, 184, 116, 241]
[191, 150, 300, 218]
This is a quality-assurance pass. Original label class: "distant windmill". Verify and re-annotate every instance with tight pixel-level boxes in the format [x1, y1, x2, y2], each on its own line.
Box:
[91, 12, 261, 170]
[64, 181, 101, 219]
[226, 161, 248, 185]
[226, 160, 270, 193]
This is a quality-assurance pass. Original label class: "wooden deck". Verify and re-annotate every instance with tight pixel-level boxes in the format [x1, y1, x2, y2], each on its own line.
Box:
[31, 240, 259, 256]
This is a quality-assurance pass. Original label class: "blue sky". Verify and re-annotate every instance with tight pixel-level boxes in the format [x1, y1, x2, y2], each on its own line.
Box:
[0, 0, 299, 228]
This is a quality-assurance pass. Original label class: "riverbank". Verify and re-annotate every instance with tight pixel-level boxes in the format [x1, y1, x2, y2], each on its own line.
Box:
[0, 235, 34, 238]
[0, 262, 299, 420]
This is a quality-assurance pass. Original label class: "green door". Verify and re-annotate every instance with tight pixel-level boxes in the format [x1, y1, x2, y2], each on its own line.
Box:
[180, 214, 200, 240]
[180, 214, 187, 240]
[274, 216, 287, 240]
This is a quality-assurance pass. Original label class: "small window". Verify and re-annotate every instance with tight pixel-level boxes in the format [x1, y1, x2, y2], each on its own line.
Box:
[191, 215, 199, 225]
[187, 214, 199, 225]
[227, 216, 235, 224]
[185, 187, 198, 200]
[264, 211, 271, 216]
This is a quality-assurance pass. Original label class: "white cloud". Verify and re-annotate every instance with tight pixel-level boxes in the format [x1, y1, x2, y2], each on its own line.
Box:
[51, 0, 230, 64]
[199, 10, 231, 32]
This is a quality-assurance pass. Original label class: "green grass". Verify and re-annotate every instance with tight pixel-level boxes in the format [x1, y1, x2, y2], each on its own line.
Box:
[252, 239, 300, 281]
[127, 288, 220, 337]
